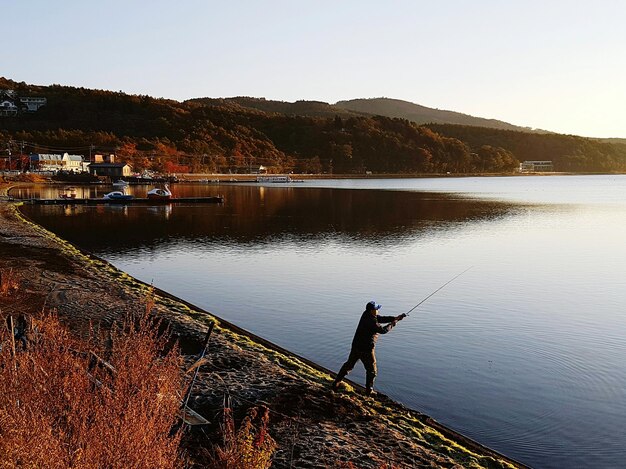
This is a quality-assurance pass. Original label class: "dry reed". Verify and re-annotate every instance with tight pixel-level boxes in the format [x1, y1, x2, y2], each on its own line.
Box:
[0, 310, 184, 468]
[210, 406, 277, 469]
[0, 268, 19, 297]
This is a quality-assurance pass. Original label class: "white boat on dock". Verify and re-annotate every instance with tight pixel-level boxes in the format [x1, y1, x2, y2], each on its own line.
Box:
[147, 184, 172, 201]
[103, 191, 135, 201]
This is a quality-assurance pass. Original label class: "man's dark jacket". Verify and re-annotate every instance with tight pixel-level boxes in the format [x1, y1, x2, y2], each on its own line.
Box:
[351, 310, 396, 351]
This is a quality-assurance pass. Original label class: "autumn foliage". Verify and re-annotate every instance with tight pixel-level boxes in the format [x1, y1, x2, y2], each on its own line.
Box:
[0, 312, 184, 468]
[0, 269, 19, 297]
[210, 406, 277, 469]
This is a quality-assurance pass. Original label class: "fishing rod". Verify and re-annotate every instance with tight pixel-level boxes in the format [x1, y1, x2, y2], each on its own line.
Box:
[405, 266, 473, 316]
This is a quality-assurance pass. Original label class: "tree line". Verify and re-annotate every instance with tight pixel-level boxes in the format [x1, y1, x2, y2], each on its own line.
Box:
[1, 77, 625, 174]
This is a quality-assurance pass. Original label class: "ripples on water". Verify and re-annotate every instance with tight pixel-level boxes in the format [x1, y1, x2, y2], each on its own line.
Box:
[17, 176, 626, 469]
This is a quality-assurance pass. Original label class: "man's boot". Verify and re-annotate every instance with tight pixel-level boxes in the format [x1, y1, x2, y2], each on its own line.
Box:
[365, 373, 376, 396]
[331, 367, 348, 391]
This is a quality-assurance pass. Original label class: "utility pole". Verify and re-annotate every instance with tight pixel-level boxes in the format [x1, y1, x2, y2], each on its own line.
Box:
[7, 141, 12, 171]
[20, 141, 25, 172]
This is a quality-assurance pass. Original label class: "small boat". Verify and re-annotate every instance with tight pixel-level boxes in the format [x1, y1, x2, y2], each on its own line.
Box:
[59, 187, 78, 199]
[103, 191, 134, 201]
[112, 179, 129, 187]
[147, 184, 172, 201]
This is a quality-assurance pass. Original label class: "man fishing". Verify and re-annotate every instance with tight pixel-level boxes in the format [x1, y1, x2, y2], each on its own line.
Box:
[331, 301, 406, 395]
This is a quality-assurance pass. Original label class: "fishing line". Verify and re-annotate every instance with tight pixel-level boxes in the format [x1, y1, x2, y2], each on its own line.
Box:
[405, 266, 473, 316]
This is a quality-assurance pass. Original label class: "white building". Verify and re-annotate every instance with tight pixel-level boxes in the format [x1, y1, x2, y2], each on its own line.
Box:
[20, 97, 47, 112]
[30, 153, 87, 172]
[520, 160, 554, 172]
[0, 89, 17, 99]
[63, 153, 86, 171]
[0, 100, 18, 117]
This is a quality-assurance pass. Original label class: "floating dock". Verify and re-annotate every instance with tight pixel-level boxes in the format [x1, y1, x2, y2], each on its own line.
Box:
[24, 196, 224, 205]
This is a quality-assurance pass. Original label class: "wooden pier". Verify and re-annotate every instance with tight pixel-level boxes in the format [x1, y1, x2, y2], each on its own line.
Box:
[24, 196, 224, 205]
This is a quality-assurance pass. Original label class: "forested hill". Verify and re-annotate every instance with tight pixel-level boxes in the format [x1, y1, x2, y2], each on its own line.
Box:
[1, 77, 626, 174]
[335, 98, 535, 132]
[426, 124, 626, 172]
[187, 97, 362, 118]
[192, 96, 534, 132]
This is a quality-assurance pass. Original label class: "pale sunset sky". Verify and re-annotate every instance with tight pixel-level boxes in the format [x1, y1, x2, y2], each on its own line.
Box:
[5, 0, 626, 138]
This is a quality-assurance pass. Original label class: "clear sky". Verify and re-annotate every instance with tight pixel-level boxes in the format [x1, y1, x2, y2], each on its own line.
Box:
[4, 0, 626, 138]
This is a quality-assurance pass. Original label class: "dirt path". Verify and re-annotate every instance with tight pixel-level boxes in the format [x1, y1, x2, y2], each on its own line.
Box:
[0, 188, 526, 469]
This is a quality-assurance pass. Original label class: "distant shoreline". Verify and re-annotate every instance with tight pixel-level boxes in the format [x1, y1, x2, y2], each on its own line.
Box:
[3, 172, 626, 197]
[167, 171, 626, 182]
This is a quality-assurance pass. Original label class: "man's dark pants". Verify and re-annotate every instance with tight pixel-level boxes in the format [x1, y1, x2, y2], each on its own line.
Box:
[334, 347, 377, 391]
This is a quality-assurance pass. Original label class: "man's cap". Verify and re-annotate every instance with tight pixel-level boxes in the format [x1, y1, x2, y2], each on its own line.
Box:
[366, 301, 382, 310]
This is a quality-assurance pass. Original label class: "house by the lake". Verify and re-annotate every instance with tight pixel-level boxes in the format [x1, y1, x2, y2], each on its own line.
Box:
[30, 153, 89, 173]
[88, 162, 132, 178]
[519, 160, 554, 172]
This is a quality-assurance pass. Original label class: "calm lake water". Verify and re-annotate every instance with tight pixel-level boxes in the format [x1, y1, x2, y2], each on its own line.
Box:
[17, 176, 626, 468]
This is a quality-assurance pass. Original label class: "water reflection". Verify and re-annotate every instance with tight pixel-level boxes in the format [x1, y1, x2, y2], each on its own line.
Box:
[146, 204, 172, 220]
[20, 186, 520, 251]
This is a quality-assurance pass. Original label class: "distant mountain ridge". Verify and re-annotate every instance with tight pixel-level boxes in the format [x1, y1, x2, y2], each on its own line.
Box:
[199, 96, 543, 133]
[334, 98, 537, 132]
[186, 97, 362, 118]
[2, 76, 528, 132]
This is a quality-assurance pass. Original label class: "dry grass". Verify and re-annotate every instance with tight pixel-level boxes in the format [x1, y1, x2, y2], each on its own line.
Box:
[0, 268, 19, 297]
[0, 311, 184, 468]
[210, 406, 277, 469]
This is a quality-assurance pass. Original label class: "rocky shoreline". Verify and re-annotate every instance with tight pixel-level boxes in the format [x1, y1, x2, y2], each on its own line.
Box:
[0, 183, 527, 468]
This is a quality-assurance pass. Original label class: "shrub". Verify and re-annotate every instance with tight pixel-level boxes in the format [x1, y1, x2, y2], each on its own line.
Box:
[0, 311, 184, 468]
[0, 268, 19, 297]
[211, 406, 277, 469]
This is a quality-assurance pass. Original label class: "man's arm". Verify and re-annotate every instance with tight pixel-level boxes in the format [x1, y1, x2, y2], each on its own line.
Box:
[378, 313, 407, 324]
[378, 313, 407, 333]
